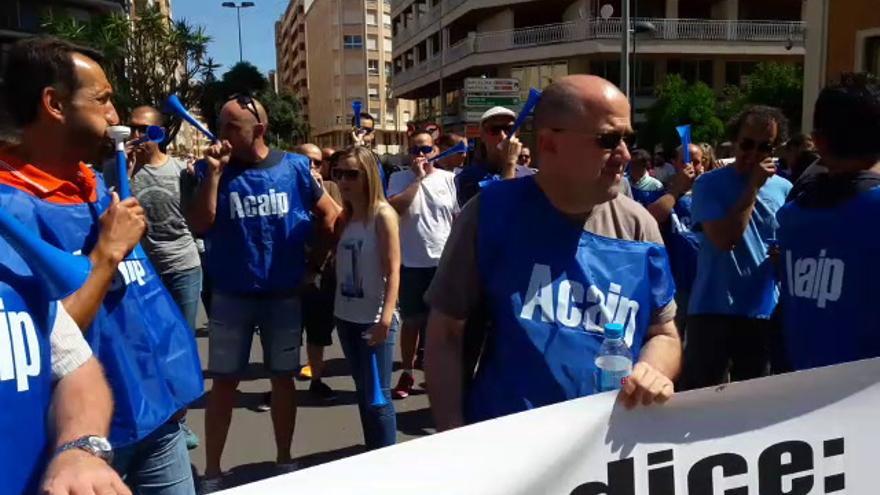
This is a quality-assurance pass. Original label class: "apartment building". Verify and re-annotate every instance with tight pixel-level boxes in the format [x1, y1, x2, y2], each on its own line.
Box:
[276, 0, 313, 123]
[391, 0, 806, 136]
[803, 0, 880, 132]
[295, 0, 414, 152]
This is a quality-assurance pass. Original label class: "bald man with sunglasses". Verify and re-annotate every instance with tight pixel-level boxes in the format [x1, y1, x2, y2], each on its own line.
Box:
[425, 76, 681, 430]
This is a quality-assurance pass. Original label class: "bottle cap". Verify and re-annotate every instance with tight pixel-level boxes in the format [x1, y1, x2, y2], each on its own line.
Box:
[604, 323, 625, 340]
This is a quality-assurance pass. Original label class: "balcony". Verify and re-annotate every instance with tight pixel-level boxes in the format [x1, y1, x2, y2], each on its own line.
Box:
[394, 17, 805, 91]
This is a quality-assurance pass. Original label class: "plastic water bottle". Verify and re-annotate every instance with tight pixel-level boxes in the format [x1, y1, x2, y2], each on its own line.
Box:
[594, 323, 633, 392]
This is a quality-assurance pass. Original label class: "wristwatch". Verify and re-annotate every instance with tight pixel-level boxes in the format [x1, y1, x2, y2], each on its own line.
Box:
[55, 435, 114, 463]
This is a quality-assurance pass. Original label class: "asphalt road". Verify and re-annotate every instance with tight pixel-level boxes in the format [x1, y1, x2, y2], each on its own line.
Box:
[185, 304, 435, 490]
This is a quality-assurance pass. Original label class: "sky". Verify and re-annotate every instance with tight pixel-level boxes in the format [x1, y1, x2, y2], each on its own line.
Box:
[172, 0, 289, 77]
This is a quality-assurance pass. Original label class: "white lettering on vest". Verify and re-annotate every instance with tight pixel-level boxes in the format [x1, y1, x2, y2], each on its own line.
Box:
[0, 298, 41, 392]
[519, 264, 641, 344]
[786, 249, 844, 309]
[229, 191, 290, 219]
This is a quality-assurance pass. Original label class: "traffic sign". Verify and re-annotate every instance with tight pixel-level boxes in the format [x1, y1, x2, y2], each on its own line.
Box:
[464, 78, 520, 94]
[465, 96, 521, 108]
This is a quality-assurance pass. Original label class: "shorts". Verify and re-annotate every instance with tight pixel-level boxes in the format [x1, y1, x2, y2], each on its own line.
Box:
[399, 266, 437, 318]
[301, 275, 335, 347]
[207, 292, 302, 376]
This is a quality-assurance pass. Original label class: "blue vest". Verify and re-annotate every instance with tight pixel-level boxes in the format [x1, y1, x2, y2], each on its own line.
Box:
[204, 152, 316, 294]
[0, 267, 55, 495]
[631, 189, 700, 294]
[0, 178, 203, 448]
[777, 186, 880, 370]
[468, 177, 676, 423]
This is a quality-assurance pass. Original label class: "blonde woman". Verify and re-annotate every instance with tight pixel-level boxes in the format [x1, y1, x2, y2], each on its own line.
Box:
[332, 146, 401, 449]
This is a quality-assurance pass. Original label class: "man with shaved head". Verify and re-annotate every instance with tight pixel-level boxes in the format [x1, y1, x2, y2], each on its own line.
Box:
[188, 95, 340, 489]
[425, 75, 682, 429]
[0, 36, 202, 494]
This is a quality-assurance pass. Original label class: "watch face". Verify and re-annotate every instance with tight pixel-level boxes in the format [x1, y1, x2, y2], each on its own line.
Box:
[87, 436, 112, 453]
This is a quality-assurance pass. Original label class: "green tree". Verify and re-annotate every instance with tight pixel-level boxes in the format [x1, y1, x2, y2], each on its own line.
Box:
[42, 5, 216, 141]
[741, 62, 804, 130]
[641, 74, 725, 153]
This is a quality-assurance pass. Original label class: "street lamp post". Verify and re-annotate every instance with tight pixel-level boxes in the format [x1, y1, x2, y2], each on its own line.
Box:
[221, 2, 255, 63]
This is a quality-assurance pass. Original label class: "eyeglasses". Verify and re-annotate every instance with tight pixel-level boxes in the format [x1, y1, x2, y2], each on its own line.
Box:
[409, 145, 434, 156]
[486, 124, 514, 136]
[738, 138, 774, 153]
[129, 124, 150, 134]
[227, 93, 262, 124]
[518, 154, 531, 161]
[552, 129, 636, 150]
[332, 168, 361, 181]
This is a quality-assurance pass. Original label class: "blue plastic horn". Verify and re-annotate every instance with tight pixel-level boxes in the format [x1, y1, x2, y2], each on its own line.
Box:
[369, 352, 388, 407]
[429, 140, 469, 163]
[509, 88, 543, 136]
[677, 124, 692, 164]
[165, 95, 217, 142]
[352, 100, 363, 129]
[131, 125, 166, 146]
[0, 208, 91, 300]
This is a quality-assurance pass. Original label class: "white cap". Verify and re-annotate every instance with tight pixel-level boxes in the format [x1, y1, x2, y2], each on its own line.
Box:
[480, 106, 516, 124]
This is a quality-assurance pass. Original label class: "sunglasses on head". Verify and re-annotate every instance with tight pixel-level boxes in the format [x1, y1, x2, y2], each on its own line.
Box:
[738, 138, 774, 153]
[409, 145, 434, 156]
[331, 168, 361, 181]
[227, 93, 262, 124]
[486, 124, 515, 136]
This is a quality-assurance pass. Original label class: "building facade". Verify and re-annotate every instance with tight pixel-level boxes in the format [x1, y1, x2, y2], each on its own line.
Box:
[278, 0, 415, 153]
[276, 0, 313, 124]
[391, 0, 806, 137]
[131, 0, 172, 16]
[803, 0, 880, 132]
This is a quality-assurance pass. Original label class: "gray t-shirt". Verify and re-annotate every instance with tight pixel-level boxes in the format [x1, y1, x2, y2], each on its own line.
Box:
[105, 156, 200, 275]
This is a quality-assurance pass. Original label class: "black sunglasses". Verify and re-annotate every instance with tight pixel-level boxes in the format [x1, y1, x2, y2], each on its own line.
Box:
[409, 145, 434, 156]
[486, 124, 514, 136]
[553, 129, 635, 150]
[227, 93, 262, 124]
[518, 154, 531, 160]
[332, 168, 361, 181]
[357, 127, 375, 135]
[738, 138, 774, 153]
[129, 124, 150, 134]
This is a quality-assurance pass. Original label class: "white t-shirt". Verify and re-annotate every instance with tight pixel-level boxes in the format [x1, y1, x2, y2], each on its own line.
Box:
[334, 215, 388, 324]
[50, 302, 92, 380]
[387, 168, 459, 268]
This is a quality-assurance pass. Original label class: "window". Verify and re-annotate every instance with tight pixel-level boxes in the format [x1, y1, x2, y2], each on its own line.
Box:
[367, 35, 378, 50]
[369, 86, 380, 100]
[343, 35, 363, 49]
[383, 14, 392, 29]
[725, 61, 757, 87]
[385, 62, 393, 76]
[366, 11, 377, 25]
[368, 59, 380, 74]
[384, 37, 393, 52]
[668, 59, 714, 87]
[865, 36, 880, 77]
[513, 61, 570, 97]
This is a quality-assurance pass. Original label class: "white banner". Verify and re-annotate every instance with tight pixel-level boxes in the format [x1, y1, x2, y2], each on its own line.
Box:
[221, 358, 880, 494]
